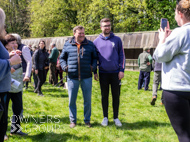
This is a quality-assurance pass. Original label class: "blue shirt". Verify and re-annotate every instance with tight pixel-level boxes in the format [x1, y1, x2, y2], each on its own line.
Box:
[0, 41, 11, 92]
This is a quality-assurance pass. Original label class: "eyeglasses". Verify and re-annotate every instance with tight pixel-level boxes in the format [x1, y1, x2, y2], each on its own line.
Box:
[101, 25, 111, 27]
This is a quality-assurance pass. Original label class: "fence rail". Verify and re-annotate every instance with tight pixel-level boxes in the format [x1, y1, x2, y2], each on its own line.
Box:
[125, 59, 139, 71]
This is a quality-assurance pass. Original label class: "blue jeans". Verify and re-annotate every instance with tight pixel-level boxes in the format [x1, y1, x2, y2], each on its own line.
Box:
[138, 71, 150, 90]
[67, 77, 92, 123]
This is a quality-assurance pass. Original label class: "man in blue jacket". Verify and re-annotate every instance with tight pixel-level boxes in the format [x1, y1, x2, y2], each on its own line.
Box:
[60, 26, 97, 128]
[93, 18, 125, 127]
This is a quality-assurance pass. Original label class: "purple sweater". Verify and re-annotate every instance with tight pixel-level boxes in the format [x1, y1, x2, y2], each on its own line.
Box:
[93, 33, 125, 73]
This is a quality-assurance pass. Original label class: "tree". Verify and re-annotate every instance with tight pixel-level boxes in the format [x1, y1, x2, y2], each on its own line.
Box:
[0, 0, 178, 38]
[0, 0, 30, 37]
[29, 0, 91, 37]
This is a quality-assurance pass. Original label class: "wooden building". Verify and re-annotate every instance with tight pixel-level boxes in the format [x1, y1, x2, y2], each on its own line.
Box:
[22, 31, 159, 71]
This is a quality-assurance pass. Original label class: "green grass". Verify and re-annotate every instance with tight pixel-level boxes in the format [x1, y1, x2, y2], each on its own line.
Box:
[6, 71, 178, 142]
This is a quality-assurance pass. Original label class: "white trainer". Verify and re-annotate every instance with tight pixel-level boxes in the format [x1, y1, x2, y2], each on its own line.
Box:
[114, 118, 122, 127]
[101, 117, 108, 126]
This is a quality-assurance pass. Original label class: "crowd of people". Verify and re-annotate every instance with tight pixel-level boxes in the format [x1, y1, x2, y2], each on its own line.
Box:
[0, 19, 63, 141]
[1, 0, 190, 142]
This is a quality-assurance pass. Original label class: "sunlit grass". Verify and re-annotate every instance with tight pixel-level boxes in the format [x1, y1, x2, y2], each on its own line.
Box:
[6, 71, 178, 142]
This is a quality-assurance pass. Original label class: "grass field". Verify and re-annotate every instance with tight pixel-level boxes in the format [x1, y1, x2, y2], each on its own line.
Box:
[6, 71, 178, 142]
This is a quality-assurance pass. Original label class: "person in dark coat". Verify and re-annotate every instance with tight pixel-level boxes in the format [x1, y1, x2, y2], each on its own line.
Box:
[34, 40, 49, 96]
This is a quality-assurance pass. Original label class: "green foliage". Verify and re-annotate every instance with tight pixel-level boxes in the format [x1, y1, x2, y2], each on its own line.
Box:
[0, 0, 30, 37]
[0, 0, 178, 37]
[29, 0, 86, 37]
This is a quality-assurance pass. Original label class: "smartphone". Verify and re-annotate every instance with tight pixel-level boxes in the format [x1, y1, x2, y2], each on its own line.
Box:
[161, 18, 168, 30]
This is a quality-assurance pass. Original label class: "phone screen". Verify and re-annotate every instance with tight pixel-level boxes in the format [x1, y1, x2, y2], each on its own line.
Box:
[161, 18, 168, 30]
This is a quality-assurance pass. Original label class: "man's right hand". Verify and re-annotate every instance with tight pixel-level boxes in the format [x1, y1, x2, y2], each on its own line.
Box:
[94, 74, 99, 81]
[35, 70, 38, 75]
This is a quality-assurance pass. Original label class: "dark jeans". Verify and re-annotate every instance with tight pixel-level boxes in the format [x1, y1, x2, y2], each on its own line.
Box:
[99, 73, 121, 119]
[163, 90, 190, 142]
[33, 72, 38, 89]
[5, 92, 23, 134]
[45, 68, 49, 83]
[56, 69, 63, 84]
[36, 69, 46, 93]
[49, 62, 57, 85]
[138, 71, 150, 90]
[25, 73, 32, 88]
[0, 93, 7, 142]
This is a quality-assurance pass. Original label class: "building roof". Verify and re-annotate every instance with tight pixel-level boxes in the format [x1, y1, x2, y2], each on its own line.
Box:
[22, 31, 159, 50]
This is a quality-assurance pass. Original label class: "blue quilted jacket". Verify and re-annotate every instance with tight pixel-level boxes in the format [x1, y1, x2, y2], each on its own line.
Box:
[60, 37, 97, 80]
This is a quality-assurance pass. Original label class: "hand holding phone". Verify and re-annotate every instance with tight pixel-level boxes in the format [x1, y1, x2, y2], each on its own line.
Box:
[159, 18, 171, 44]
[161, 18, 168, 31]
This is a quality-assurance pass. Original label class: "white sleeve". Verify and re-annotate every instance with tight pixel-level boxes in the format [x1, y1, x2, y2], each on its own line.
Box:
[22, 46, 32, 77]
[153, 28, 182, 63]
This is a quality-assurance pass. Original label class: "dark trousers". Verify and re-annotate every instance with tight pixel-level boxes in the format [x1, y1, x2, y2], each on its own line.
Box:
[163, 90, 190, 142]
[5, 92, 23, 134]
[45, 68, 49, 82]
[33, 72, 38, 89]
[56, 69, 63, 84]
[49, 62, 57, 85]
[138, 71, 150, 90]
[25, 73, 32, 88]
[99, 73, 121, 119]
[37, 69, 46, 93]
[0, 93, 7, 142]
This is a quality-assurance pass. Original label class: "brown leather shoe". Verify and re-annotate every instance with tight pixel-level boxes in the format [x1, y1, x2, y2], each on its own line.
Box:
[70, 123, 76, 128]
[85, 122, 91, 128]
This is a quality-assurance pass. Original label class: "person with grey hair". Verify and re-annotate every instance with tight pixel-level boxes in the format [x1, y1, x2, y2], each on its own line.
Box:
[48, 42, 59, 85]
[4, 34, 28, 138]
[0, 8, 21, 142]
[11, 33, 32, 86]
[138, 47, 152, 90]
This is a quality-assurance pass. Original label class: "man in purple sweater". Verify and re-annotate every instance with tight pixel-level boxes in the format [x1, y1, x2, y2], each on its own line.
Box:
[93, 18, 125, 127]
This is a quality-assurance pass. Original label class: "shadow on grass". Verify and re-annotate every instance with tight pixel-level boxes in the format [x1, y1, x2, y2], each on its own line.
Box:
[91, 120, 170, 130]
[26, 132, 90, 142]
[45, 93, 68, 98]
[41, 88, 68, 98]
[117, 120, 170, 130]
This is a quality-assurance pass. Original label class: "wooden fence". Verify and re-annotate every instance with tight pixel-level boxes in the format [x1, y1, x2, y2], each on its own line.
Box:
[125, 59, 139, 71]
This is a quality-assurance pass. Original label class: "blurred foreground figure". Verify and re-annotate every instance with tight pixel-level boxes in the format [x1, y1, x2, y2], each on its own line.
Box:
[153, 1, 190, 141]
